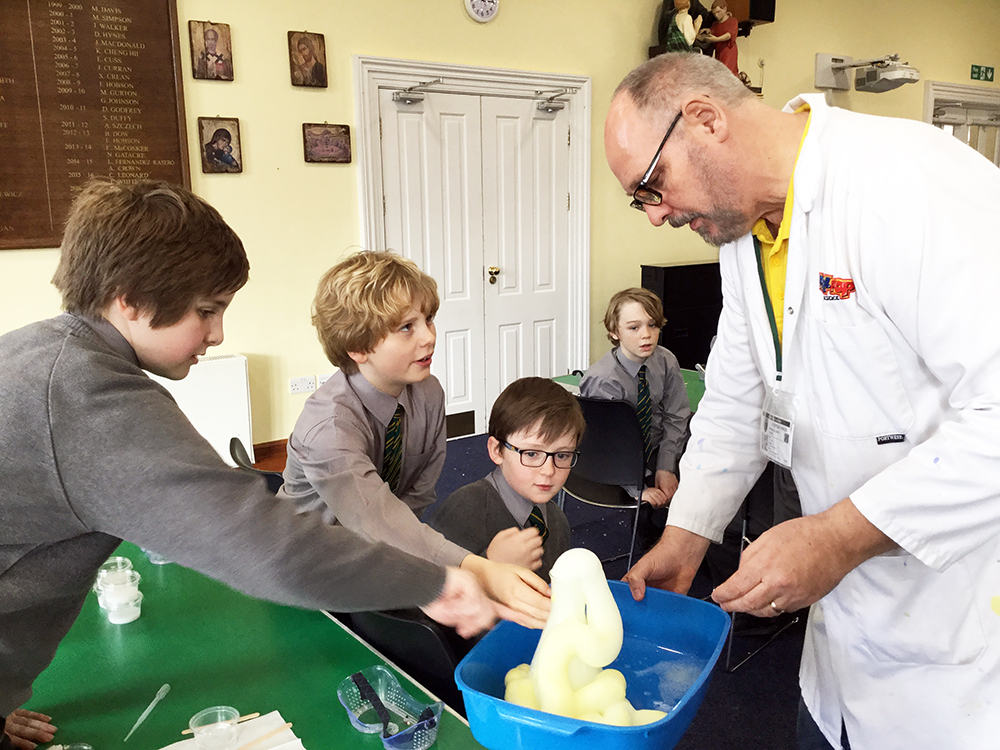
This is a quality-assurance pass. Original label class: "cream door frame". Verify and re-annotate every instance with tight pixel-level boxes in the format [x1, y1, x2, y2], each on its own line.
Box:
[353, 55, 592, 373]
[924, 80, 1000, 165]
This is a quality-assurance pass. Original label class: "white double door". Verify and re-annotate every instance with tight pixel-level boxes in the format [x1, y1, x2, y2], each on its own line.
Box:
[380, 89, 572, 434]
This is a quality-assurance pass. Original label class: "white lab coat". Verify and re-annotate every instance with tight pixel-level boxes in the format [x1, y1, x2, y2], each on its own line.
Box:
[668, 94, 1000, 749]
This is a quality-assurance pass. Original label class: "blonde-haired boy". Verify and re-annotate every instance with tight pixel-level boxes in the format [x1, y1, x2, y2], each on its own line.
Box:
[280, 251, 550, 625]
[581, 287, 691, 508]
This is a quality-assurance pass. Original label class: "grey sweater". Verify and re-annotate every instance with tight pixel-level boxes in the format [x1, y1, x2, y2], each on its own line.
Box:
[427, 478, 570, 582]
[0, 314, 445, 715]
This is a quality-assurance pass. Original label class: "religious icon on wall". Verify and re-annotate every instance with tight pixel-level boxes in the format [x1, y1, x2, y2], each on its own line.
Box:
[288, 31, 328, 88]
[302, 123, 351, 163]
[198, 117, 243, 174]
[189, 21, 234, 81]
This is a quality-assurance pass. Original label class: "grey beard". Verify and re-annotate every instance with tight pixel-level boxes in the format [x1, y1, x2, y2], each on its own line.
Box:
[667, 209, 750, 247]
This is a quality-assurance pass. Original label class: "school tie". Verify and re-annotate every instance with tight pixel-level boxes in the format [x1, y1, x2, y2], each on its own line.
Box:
[526, 506, 549, 544]
[380, 404, 404, 493]
[637, 364, 654, 464]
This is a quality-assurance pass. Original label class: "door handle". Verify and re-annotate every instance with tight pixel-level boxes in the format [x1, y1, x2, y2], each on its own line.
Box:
[488, 266, 500, 285]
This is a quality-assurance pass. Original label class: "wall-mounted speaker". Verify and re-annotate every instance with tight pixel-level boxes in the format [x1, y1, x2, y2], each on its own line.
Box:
[749, 0, 775, 23]
[729, 0, 774, 24]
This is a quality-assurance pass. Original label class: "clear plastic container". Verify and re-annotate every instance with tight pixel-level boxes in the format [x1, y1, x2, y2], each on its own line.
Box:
[106, 590, 143, 624]
[93, 556, 133, 607]
[189, 706, 239, 750]
[142, 547, 172, 565]
[98, 569, 141, 609]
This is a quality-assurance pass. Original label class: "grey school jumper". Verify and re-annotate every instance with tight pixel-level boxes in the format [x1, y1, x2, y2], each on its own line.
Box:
[0, 314, 445, 716]
[427, 471, 570, 582]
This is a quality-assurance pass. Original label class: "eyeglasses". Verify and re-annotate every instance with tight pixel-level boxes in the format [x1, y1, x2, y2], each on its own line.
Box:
[502, 441, 579, 469]
[629, 110, 683, 211]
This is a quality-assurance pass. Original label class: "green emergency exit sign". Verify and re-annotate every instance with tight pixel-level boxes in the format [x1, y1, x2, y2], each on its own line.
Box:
[971, 65, 995, 82]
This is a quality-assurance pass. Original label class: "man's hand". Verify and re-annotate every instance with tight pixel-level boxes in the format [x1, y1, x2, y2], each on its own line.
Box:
[624, 525, 712, 601]
[712, 498, 897, 616]
[461, 555, 551, 629]
[4, 710, 56, 750]
[486, 526, 544, 570]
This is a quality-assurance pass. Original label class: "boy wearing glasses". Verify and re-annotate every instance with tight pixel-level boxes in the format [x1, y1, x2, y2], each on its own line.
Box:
[428, 378, 585, 582]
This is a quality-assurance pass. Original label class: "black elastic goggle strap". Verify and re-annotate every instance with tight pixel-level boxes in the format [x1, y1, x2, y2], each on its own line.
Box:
[351, 671, 393, 737]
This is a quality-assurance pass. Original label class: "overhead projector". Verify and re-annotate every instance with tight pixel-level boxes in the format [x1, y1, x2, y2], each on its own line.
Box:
[814, 53, 921, 93]
[855, 61, 921, 93]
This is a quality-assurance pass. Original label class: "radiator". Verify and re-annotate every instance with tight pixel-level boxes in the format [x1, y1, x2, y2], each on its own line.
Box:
[147, 354, 254, 467]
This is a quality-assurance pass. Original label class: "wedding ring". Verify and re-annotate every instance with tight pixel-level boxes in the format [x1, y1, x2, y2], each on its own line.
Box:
[770, 601, 784, 615]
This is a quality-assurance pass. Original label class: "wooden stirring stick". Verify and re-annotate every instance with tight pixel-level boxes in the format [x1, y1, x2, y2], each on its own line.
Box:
[233, 722, 293, 750]
[181, 712, 261, 735]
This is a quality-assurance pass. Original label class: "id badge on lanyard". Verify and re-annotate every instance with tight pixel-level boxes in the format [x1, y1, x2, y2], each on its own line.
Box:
[754, 235, 796, 468]
[761, 386, 797, 468]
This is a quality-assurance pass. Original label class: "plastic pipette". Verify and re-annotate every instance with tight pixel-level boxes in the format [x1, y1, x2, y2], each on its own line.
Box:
[124, 683, 170, 742]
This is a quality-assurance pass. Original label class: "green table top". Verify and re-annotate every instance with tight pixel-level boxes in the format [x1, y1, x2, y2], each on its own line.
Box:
[27, 543, 485, 750]
[554, 368, 705, 411]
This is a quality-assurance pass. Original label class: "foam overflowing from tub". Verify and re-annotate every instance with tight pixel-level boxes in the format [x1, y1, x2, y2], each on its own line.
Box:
[503, 548, 667, 725]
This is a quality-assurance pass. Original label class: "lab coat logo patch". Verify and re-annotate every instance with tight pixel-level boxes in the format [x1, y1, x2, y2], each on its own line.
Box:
[819, 273, 856, 300]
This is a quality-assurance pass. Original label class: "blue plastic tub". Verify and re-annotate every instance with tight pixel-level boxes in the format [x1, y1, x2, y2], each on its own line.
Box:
[455, 581, 730, 750]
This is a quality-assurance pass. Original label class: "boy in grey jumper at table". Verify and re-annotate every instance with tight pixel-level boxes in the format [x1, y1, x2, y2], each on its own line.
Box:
[278, 251, 550, 624]
[427, 377, 585, 583]
[0, 181, 501, 750]
[581, 287, 691, 508]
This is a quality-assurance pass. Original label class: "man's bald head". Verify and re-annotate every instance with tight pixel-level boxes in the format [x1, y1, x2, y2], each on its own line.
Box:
[613, 53, 753, 119]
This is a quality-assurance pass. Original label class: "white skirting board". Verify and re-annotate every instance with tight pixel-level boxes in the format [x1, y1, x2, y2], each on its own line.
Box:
[147, 354, 253, 467]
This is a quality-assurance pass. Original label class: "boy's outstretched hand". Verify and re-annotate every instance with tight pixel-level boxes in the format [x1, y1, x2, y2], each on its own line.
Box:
[461, 555, 551, 630]
[421, 566, 499, 638]
[4, 710, 56, 750]
[486, 526, 544, 570]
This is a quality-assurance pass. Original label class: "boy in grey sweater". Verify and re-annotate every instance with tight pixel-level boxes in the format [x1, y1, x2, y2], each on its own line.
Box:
[0, 180, 503, 748]
[428, 378, 585, 582]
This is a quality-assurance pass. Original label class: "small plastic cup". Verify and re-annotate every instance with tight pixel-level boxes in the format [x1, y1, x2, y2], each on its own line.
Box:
[189, 706, 240, 750]
[98, 569, 141, 608]
[142, 547, 172, 565]
[106, 590, 143, 624]
[93, 556, 133, 602]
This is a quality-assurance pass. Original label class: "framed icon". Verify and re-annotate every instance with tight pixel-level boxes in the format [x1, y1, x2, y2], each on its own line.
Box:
[189, 21, 234, 81]
[198, 117, 243, 173]
[302, 123, 351, 163]
[288, 31, 328, 88]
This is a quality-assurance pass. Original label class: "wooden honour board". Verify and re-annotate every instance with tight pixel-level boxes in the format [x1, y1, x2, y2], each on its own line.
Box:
[0, 0, 189, 250]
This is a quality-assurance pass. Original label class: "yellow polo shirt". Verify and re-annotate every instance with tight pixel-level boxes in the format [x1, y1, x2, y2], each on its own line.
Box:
[751, 105, 812, 344]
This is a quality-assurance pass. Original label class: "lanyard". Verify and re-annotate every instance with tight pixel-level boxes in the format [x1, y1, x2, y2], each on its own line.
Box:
[753, 235, 783, 382]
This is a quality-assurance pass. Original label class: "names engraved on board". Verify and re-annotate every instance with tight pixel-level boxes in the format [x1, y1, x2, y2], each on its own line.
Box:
[0, 1, 186, 249]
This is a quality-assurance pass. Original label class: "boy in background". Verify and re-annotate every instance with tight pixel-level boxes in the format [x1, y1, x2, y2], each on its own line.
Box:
[278, 251, 550, 624]
[581, 288, 691, 546]
[0, 181, 499, 749]
[428, 378, 585, 583]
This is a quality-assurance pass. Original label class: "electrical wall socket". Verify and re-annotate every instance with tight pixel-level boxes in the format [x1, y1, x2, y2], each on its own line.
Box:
[289, 376, 316, 394]
[318, 373, 333, 386]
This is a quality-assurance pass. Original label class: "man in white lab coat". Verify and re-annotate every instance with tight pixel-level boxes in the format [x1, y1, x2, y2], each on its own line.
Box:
[606, 53, 1000, 750]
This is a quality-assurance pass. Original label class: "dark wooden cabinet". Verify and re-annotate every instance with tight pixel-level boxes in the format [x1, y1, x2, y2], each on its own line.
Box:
[641, 262, 722, 370]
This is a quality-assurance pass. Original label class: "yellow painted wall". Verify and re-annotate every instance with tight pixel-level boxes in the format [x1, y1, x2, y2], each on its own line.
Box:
[2, 0, 998, 443]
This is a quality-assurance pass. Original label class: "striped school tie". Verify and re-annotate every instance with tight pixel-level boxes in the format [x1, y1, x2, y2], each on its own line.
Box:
[526, 506, 549, 544]
[637, 364, 654, 463]
[380, 404, 404, 493]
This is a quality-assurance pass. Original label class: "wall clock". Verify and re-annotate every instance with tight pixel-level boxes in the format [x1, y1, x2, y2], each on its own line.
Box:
[465, 0, 499, 23]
